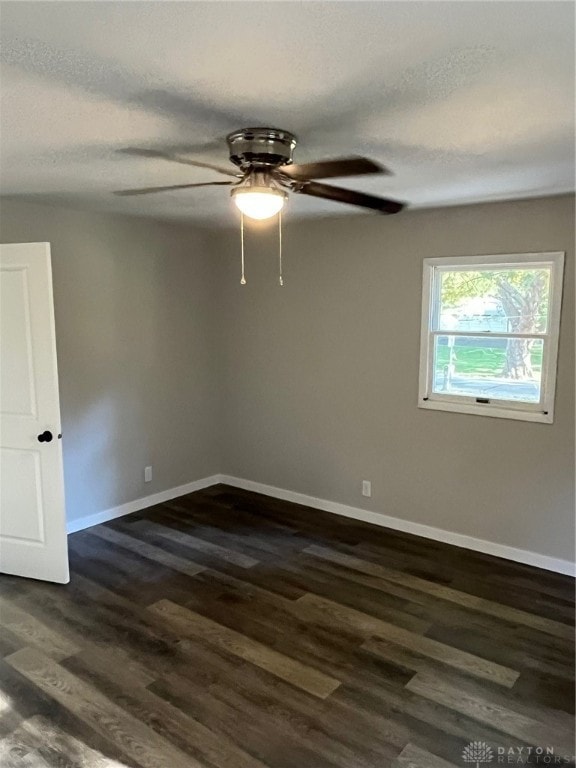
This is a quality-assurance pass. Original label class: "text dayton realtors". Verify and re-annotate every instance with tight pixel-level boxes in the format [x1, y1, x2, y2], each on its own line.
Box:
[496, 745, 573, 764]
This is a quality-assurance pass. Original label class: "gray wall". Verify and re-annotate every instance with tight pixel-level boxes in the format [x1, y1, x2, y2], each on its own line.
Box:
[214, 195, 575, 562]
[2, 194, 573, 562]
[0, 199, 220, 526]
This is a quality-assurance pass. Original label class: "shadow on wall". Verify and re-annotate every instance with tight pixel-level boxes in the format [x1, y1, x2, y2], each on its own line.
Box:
[61, 397, 123, 524]
[57, 233, 165, 525]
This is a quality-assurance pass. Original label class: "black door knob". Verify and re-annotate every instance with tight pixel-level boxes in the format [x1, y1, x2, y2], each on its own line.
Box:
[37, 430, 53, 443]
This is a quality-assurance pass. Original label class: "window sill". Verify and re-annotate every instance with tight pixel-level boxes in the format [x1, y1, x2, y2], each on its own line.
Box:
[418, 397, 553, 424]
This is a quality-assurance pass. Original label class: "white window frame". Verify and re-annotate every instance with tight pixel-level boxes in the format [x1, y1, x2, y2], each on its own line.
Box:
[418, 252, 565, 424]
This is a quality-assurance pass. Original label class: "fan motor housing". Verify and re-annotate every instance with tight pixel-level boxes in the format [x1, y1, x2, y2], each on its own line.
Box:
[227, 128, 297, 170]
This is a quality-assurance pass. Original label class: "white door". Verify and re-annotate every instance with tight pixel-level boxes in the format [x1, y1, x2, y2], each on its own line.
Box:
[0, 242, 69, 583]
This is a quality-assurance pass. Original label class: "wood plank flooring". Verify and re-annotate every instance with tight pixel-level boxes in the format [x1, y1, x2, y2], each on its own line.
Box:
[1, 484, 574, 767]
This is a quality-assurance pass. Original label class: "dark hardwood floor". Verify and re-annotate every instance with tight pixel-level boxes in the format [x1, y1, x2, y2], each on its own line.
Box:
[1, 484, 574, 767]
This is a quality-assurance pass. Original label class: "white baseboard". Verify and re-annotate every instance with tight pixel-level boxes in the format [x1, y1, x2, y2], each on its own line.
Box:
[218, 475, 576, 577]
[66, 475, 221, 534]
[66, 471, 575, 576]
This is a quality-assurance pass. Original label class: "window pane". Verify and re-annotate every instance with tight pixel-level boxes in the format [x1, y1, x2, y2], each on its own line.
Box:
[432, 335, 543, 403]
[437, 267, 551, 334]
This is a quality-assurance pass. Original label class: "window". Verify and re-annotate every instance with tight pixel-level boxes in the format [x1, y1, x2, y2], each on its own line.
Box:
[418, 252, 564, 423]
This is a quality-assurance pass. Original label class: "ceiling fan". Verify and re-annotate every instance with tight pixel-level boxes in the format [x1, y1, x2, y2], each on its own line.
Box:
[115, 128, 406, 220]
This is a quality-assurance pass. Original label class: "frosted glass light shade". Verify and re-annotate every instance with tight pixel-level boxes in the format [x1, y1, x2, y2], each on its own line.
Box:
[232, 188, 286, 220]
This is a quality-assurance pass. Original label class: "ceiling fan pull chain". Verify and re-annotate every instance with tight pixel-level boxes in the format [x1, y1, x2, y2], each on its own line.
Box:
[278, 209, 283, 286]
[240, 212, 247, 285]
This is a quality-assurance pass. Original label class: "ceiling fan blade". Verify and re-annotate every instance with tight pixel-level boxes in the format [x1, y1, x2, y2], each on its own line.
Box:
[118, 148, 241, 178]
[282, 156, 389, 181]
[114, 181, 235, 196]
[294, 181, 404, 214]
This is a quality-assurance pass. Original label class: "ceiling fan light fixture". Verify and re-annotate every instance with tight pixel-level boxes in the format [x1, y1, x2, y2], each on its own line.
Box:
[232, 187, 286, 220]
[117, 128, 405, 221]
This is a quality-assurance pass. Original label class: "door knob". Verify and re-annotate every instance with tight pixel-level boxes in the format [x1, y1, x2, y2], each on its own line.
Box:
[37, 430, 53, 443]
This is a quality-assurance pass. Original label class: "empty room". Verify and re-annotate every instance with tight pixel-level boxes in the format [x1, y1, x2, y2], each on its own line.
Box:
[0, 2, 574, 767]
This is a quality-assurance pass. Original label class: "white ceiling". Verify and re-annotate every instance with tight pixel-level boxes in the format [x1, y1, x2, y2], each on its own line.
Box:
[1, 1, 574, 226]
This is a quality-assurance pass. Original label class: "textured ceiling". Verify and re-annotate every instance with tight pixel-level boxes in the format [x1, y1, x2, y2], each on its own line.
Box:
[0, 1, 574, 226]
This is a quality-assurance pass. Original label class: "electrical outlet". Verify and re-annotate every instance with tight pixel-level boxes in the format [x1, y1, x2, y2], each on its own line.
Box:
[144, 466, 152, 483]
[362, 480, 371, 497]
